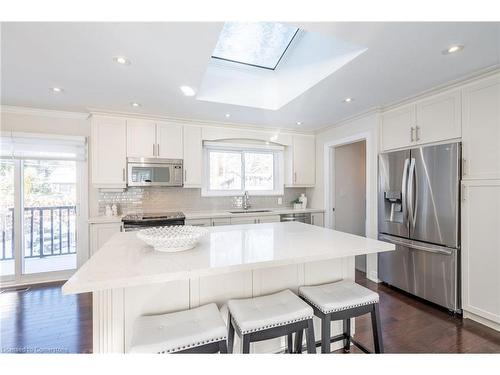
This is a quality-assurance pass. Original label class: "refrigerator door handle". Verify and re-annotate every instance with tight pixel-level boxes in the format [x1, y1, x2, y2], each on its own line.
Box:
[401, 158, 410, 223]
[379, 234, 454, 256]
[407, 158, 417, 228]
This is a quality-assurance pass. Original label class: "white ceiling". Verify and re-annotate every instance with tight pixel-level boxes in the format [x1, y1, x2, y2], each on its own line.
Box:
[1, 22, 499, 130]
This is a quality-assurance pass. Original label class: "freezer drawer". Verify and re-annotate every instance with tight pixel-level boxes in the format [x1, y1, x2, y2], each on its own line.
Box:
[378, 235, 459, 311]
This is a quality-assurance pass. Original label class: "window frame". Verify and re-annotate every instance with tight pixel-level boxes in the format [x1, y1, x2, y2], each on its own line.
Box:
[201, 142, 284, 197]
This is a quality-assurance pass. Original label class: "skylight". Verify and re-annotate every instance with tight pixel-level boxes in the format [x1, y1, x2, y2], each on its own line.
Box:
[212, 22, 299, 70]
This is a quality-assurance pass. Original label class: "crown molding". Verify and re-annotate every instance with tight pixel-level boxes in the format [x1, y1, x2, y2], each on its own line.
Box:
[315, 64, 500, 134]
[87, 108, 315, 135]
[1, 105, 90, 120]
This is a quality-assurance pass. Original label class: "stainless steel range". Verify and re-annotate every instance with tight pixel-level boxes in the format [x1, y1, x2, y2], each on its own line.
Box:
[378, 142, 461, 312]
[122, 212, 185, 232]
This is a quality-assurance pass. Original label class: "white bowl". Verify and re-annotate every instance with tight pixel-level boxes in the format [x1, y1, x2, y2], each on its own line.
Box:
[137, 225, 208, 253]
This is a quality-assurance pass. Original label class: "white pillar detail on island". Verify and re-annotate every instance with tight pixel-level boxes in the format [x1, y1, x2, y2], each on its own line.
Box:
[93, 288, 124, 353]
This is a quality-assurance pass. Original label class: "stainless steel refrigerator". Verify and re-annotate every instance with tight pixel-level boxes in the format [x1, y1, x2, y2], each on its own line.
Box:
[378, 142, 461, 311]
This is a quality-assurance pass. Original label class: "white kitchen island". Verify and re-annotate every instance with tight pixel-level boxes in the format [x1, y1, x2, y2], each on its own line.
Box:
[63, 222, 394, 353]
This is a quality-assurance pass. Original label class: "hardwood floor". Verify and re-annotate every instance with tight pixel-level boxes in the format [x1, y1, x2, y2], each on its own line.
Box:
[0, 282, 92, 353]
[1, 275, 499, 354]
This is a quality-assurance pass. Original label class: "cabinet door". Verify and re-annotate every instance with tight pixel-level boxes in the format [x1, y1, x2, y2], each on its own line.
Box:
[311, 212, 324, 227]
[292, 135, 315, 186]
[90, 222, 122, 256]
[380, 104, 415, 151]
[462, 75, 500, 180]
[230, 216, 257, 225]
[157, 122, 183, 159]
[91, 116, 127, 187]
[416, 89, 461, 144]
[183, 126, 202, 187]
[126, 119, 156, 158]
[461, 180, 500, 323]
[257, 215, 281, 223]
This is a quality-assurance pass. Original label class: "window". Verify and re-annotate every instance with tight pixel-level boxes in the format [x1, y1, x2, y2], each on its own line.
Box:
[212, 22, 299, 70]
[202, 142, 284, 196]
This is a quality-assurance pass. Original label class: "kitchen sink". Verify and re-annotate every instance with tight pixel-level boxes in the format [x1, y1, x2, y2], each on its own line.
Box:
[229, 210, 272, 214]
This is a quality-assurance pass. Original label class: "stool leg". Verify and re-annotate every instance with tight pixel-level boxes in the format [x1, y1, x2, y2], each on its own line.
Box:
[219, 340, 228, 354]
[305, 319, 316, 354]
[227, 311, 235, 354]
[321, 315, 331, 353]
[295, 330, 303, 353]
[242, 335, 251, 354]
[287, 333, 294, 353]
[343, 318, 351, 353]
[371, 304, 384, 353]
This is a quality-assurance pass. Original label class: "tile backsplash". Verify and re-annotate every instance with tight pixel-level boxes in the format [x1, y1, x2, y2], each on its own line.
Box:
[98, 187, 306, 215]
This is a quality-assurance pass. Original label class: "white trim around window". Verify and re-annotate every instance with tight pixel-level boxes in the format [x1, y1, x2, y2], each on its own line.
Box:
[201, 141, 285, 197]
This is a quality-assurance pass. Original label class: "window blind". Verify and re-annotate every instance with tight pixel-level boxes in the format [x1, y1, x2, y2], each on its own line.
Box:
[0, 132, 87, 161]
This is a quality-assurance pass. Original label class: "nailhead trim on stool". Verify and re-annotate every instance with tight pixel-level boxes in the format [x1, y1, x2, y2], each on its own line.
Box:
[159, 336, 227, 353]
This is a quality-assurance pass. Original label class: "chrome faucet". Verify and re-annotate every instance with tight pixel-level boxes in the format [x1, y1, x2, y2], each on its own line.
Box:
[242, 191, 251, 210]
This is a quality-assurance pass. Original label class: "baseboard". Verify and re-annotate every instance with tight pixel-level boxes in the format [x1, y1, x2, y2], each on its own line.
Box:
[368, 270, 380, 283]
[463, 310, 500, 332]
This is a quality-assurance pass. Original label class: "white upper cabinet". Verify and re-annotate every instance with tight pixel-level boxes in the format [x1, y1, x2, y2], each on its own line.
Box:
[380, 104, 416, 151]
[287, 135, 315, 186]
[415, 90, 461, 144]
[462, 74, 500, 180]
[380, 89, 461, 151]
[183, 126, 202, 188]
[126, 119, 156, 158]
[91, 116, 127, 187]
[461, 180, 500, 325]
[126, 120, 184, 159]
[157, 122, 183, 159]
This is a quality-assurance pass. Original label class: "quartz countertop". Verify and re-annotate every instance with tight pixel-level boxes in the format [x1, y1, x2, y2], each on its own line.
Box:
[183, 207, 324, 220]
[63, 222, 393, 295]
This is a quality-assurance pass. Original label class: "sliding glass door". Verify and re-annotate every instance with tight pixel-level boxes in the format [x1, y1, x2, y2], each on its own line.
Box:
[0, 133, 86, 285]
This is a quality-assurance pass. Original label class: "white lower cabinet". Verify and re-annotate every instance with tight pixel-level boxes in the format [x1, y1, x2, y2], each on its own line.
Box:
[211, 217, 231, 226]
[90, 222, 123, 256]
[311, 212, 324, 227]
[185, 218, 212, 227]
[461, 180, 500, 328]
[231, 215, 280, 225]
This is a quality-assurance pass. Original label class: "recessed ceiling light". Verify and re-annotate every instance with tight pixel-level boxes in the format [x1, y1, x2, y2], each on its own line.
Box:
[296, 121, 302, 125]
[225, 113, 231, 118]
[180, 85, 196, 97]
[443, 45, 464, 55]
[343, 97, 353, 103]
[114, 56, 131, 65]
[50, 87, 64, 93]
[130, 102, 141, 108]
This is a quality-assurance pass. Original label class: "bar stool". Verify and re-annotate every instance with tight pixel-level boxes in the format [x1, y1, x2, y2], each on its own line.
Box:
[227, 289, 316, 354]
[129, 303, 227, 353]
[298, 280, 383, 354]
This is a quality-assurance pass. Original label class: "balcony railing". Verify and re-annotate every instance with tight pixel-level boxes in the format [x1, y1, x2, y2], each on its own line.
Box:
[1, 205, 76, 261]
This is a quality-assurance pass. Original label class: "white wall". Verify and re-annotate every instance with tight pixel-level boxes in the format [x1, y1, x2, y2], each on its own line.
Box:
[307, 111, 380, 281]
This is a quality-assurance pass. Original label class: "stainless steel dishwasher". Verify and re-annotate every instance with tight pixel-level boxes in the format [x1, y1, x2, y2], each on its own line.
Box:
[280, 212, 311, 224]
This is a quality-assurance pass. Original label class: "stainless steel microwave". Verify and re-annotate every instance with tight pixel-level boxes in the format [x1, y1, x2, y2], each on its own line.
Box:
[127, 158, 183, 187]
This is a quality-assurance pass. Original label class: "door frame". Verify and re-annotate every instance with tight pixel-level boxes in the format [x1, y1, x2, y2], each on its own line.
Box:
[323, 131, 378, 281]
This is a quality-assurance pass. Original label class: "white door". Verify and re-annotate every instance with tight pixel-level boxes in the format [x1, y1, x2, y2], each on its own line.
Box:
[416, 89, 461, 144]
[461, 180, 500, 324]
[157, 122, 183, 159]
[91, 116, 127, 187]
[292, 135, 315, 186]
[183, 126, 202, 187]
[126, 119, 156, 158]
[380, 104, 415, 151]
[462, 75, 500, 180]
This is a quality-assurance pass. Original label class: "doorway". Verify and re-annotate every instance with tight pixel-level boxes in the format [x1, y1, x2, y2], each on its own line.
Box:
[331, 140, 367, 276]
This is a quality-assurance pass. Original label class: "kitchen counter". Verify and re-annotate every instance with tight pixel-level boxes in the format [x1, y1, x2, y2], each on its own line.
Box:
[64, 221, 391, 294]
[64, 222, 393, 353]
[183, 207, 324, 220]
[88, 215, 123, 224]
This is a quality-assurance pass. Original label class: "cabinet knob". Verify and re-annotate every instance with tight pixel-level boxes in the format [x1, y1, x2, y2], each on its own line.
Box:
[415, 126, 420, 142]
[410, 127, 415, 142]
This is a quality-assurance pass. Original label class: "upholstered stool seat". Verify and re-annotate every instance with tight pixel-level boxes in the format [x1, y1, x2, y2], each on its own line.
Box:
[227, 289, 316, 353]
[298, 280, 384, 354]
[130, 303, 227, 354]
[299, 280, 379, 314]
